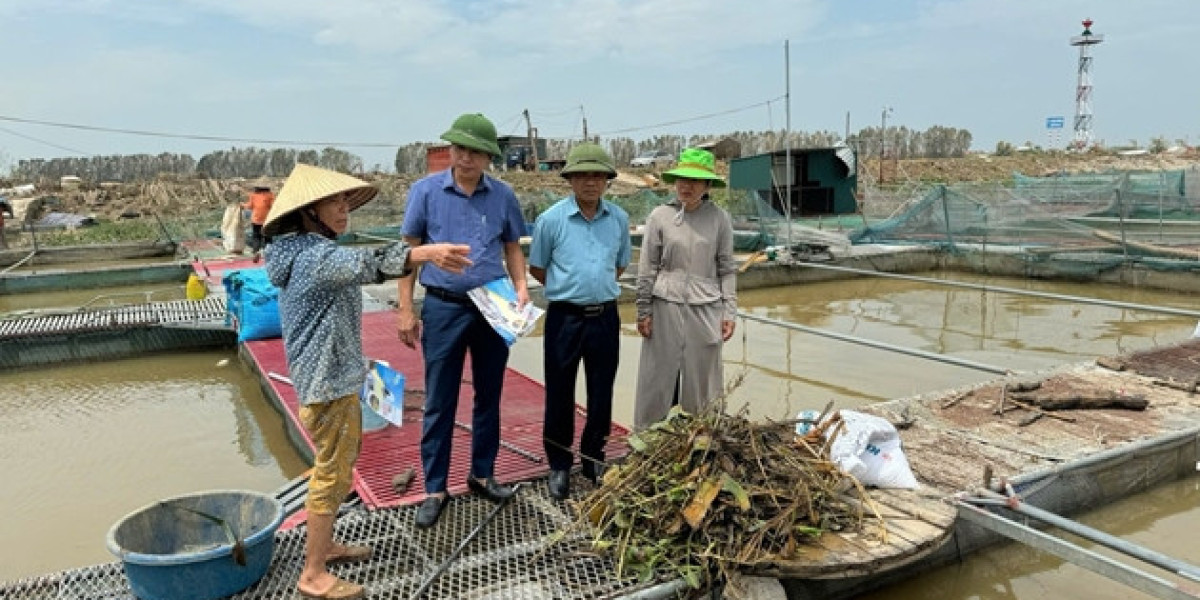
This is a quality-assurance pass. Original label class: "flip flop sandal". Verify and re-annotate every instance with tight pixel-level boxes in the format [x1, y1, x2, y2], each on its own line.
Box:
[298, 577, 364, 600]
[326, 544, 372, 565]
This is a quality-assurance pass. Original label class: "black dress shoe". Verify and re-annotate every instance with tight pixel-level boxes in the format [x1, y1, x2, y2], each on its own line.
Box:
[415, 495, 448, 528]
[548, 470, 570, 500]
[581, 462, 606, 485]
[467, 476, 514, 503]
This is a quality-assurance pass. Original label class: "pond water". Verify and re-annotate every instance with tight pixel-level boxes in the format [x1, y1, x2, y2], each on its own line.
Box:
[3, 270, 1198, 598]
[0, 350, 306, 581]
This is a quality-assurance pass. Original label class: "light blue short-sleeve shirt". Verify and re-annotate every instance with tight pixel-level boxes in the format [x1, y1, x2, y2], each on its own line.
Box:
[528, 196, 631, 304]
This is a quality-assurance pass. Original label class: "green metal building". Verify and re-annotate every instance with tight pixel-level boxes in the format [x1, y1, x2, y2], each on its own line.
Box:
[729, 147, 858, 216]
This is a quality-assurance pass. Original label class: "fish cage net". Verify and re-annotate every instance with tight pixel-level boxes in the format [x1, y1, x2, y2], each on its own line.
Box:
[848, 170, 1200, 278]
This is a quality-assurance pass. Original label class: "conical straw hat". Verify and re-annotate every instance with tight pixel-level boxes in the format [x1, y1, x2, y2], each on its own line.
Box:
[263, 163, 377, 237]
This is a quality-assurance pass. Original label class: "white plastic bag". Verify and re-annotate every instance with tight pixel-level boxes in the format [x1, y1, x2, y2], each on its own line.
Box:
[797, 409, 919, 489]
[221, 204, 246, 254]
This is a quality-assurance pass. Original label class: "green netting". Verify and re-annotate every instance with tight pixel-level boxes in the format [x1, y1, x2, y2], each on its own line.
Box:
[849, 172, 1200, 277]
[1013, 169, 1189, 219]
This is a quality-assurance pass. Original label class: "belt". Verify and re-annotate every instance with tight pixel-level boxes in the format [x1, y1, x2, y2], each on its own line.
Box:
[425, 286, 473, 305]
[550, 300, 615, 317]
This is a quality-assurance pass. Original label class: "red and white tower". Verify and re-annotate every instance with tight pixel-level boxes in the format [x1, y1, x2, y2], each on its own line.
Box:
[1069, 19, 1104, 150]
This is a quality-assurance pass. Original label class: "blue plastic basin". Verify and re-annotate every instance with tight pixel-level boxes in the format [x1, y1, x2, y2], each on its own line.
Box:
[106, 490, 284, 600]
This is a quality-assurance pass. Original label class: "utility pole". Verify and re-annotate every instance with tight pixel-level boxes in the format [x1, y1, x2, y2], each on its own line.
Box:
[880, 106, 893, 184]
[784, 39, 792, 247]
[847, 110, 857, 185]
[523, 109, 539, 170]
[581, 105, 589, 140]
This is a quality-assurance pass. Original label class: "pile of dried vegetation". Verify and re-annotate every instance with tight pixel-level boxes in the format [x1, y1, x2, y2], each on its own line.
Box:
[570, 403, 881, 590]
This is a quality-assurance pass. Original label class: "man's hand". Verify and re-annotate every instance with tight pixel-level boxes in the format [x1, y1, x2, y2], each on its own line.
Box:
[515, 287, 530, 310]
[413, 243, 472, 274]
[637, 315, 652, 338]
[721, 319, 735, 341]
[396, 307, 421, 349]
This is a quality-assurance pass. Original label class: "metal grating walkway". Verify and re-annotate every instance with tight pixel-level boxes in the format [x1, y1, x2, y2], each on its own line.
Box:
[0, 478, 671, 600]
[0, 297, 227, 339]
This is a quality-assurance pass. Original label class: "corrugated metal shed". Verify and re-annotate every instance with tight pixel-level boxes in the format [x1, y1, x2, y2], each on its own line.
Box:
[730, 146, 858, 216]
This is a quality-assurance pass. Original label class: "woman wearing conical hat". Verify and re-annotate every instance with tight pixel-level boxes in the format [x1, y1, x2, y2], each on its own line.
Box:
[263, 163, 471, 600]
[633, 147, 737, 431]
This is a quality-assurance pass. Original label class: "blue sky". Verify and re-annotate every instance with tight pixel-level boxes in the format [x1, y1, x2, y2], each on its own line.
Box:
[0, 0, 1196, 172]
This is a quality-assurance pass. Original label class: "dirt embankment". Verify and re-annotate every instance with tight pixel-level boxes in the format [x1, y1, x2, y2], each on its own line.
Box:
[866, 152, 1200, 184]
[16, 152, 1200, 223]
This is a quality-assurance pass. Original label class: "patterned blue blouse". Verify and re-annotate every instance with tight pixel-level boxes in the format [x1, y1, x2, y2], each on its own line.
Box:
[265, 233, 411, 406]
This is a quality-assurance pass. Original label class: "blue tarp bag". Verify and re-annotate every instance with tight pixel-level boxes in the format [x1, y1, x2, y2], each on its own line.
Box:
[222, 268, 282, 342]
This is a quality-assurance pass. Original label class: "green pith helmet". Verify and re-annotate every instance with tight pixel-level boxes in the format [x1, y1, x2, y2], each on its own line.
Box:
[560, 143, 616, 179]
[439, 113, 501, 157]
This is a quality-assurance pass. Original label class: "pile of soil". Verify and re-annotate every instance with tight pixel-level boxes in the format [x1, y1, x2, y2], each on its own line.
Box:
[14, 152, 1199, 224]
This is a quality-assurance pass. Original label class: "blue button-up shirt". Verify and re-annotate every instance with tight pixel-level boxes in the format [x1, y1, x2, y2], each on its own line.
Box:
[402, 169, 526, 294]
[528, 195, 631, 304]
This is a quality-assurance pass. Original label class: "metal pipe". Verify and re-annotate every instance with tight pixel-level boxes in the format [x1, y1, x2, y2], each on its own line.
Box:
[617, 281, 1008, 373]
[790, 261, 1200, 319]
[1009, 428, 1200, 491]
[738, 311, 1009, 374]
[353, 231, 402, 243]
[967, 492, 1200, 583]
[409, 483, 525, 600]
[1, 249, 37, 274]
[618, 578, 693, 599]
[956, 500, 1200, 600]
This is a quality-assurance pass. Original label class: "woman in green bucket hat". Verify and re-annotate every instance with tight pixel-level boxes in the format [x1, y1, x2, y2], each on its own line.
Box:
[633, 147, 737, 431]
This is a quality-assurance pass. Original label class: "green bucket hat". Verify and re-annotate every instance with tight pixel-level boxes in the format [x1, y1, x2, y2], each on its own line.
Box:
[660, 147, 726, 188]
[560, 143, 616, 179]
[439, 113, 501, 157]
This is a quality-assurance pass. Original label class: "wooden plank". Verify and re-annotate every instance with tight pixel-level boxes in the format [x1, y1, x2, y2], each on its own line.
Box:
[840, 493, 946, 548]
[869, 489, 957, 528]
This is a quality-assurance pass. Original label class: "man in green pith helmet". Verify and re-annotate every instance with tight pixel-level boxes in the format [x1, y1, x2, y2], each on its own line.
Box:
[529, 143, 631, 500]
[397, 113, 529, 528]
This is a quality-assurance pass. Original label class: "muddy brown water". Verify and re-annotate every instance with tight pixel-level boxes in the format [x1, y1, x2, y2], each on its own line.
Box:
[3, 270, 1199, 597]
[0, 282, 186, 314]
[0, 350, 307, 581]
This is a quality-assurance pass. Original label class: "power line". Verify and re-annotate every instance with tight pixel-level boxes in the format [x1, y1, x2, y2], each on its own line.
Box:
[0, 114, 398, 148]
[0, 125, 92, 156]
[593, 96, 786, 136]
[0, 95, 789, 155]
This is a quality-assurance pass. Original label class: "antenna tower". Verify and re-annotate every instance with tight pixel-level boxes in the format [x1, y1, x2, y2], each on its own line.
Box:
[1069, 19, 1104, 150]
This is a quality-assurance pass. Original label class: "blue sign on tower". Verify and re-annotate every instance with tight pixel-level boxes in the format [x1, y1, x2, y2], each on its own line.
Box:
[1046, 116, 1065, 129]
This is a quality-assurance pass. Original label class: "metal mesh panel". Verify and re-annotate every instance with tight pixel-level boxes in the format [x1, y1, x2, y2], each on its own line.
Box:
[0, 297, 226, 339]
[0, 477, 673, 600]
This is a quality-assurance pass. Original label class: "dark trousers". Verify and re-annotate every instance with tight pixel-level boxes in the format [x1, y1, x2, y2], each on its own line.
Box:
[542, 301, 619, 475]
[419, 293, 510, 493]
[249, 223, 265, 252]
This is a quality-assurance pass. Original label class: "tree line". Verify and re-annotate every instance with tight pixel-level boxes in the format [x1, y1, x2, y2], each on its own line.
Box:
[12, 146, 363, 184]
[10, 125, 972, 182]
[392, 126, 973, 174]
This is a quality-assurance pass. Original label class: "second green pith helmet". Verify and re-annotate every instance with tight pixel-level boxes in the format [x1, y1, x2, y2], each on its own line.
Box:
[439, 113, 501, 157]
[560, 143, 616, 179]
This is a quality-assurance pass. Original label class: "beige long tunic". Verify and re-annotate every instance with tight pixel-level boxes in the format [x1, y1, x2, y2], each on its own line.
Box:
[633, 199, 737, 430]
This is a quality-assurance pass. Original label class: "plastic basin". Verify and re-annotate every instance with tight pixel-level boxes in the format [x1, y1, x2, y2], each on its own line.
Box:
[106, 490, 284, 600]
